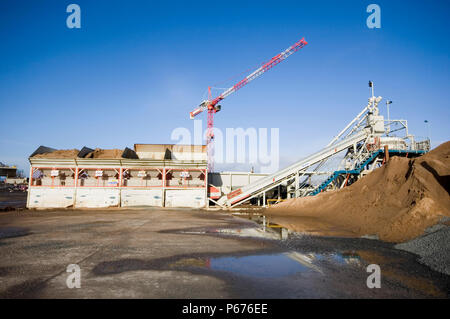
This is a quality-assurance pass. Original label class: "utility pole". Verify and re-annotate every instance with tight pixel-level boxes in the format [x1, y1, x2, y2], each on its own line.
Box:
[369, 81, 374, 99]
[424, 120, 430, 143]
[369, 81, 376, 111]
[386, 100, 392, 135]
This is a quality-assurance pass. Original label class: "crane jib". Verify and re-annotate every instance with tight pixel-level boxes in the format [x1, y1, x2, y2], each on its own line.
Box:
[220, 38, 307, 100]
[189, 37, 308, 117]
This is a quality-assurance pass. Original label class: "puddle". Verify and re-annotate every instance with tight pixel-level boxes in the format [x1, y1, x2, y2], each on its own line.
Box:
[209, 253, 312, 278]
[170, 251, 344, 278]
[203, 251, 363, 278]
[315, 252, 362, 266]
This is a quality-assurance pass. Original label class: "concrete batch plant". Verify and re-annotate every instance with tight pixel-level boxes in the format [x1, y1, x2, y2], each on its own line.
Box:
[26, 87, 431, 210]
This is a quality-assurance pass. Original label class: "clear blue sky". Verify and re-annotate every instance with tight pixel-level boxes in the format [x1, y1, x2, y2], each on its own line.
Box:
[0, 0, 449, 174]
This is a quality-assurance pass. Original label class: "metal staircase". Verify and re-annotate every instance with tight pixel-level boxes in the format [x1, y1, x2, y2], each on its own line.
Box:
[308, 150, 382, 196]
[309, 171, 342, 196]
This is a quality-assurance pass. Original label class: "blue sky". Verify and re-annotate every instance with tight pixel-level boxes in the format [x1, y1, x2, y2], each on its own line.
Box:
[0, 0, 449, 174]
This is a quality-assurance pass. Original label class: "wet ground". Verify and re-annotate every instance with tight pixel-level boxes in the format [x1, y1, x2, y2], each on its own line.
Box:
[0, 206, 448, 298]
[0, 190, 27, 209]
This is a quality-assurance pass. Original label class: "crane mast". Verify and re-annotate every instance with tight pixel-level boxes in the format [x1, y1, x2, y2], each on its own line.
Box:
[190, 37, 308, 172]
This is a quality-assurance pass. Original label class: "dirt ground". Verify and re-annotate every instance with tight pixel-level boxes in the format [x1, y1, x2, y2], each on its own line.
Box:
[0, 208, 448, 298]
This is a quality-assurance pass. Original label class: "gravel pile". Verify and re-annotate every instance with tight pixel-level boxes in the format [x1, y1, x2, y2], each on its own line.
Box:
[395, 225, 450, 275]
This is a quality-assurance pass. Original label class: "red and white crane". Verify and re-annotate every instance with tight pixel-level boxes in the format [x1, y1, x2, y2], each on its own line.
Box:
[190, 37, 308, 172]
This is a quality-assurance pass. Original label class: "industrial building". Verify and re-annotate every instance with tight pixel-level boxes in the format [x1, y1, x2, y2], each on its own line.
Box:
[0, 162, 17, 178]
[0, 162, 27, 185]
[27, 144, 208, 208]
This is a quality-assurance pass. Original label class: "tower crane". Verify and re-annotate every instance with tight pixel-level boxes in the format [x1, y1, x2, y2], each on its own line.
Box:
[189, 37, 308, 172]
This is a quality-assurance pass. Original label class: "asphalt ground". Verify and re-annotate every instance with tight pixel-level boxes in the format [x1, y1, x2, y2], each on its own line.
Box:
[0, 207, 448, 298]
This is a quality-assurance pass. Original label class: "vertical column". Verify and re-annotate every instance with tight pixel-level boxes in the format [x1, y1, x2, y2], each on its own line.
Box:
[73, 167, 79, 208]
[162, 167, 166, 207]
[384, 145, 390, 163]
[29, 166, 33, 187]
[205, 168, 209, 209]
[263, 191, 266, 208]
[119, 168, 123, 187]
[26, 166, 33, 208]
[51, 167, 55, 187]
[118, 167, 123, 208]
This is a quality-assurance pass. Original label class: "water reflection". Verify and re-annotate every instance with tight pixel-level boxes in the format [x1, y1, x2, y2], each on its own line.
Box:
[232, 212, 290, 240]
[209, 253, 311, 278]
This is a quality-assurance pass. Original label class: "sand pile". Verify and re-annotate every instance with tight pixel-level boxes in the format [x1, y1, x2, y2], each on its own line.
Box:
[267, 141, 450, 242]
[32, 149, 80, 159]
[84, 148, 123, 159]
